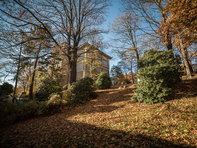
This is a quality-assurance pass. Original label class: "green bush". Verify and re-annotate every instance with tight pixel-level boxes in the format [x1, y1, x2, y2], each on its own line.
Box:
[45, 93, 66, 114]
[0, 77, 98, 126]
[67, 77, 98, 104]
[118, 75, 131, 84]
[0, 102, 17, 125]
[123, 78, 131, 84]
[132, 49, 182, 104]
[47, 93, 63, 105]
[96, 72, 112, 89]
[17, 100, 46, 118]
[0, 95, 67, 126]
[0, 101, 47, 126]
[0, 82, 13, 96]
[35, 76, 62, 101]
[34, 93, 49, 101]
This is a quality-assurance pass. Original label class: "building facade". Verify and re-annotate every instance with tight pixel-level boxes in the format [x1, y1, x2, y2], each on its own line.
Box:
[76, 43, 112, 80]
[58, 43, 112, 85]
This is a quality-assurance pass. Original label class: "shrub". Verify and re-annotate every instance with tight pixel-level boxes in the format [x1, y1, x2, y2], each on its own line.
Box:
[34, 93, 49, 101]
[67, 77, 98, 104]
[45, 93, 66, 114]
[0, 82, 13, 96]
[0, 95, 67, 127]
[35, 76, 62, 101]
[0, 102, 17, 126]
[17, 100, 46, 118]
[132, 49, 182, 104]
[96, 72, 112, 89]
[123, 78, 131, 84]
[47, 93, 63, 105]
[118, 75, 131, 84]
[0, 100, 47, 126]
[117, 74, 125, 84]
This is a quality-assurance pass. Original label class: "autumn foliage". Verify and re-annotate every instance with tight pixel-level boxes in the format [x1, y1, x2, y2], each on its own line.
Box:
[157, 0, 197, 48]
[1, 76, 197, 147]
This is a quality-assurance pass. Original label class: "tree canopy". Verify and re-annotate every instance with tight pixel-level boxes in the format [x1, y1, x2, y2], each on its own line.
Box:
[0, 0, 110, 84]
[0, 82, 13, 96]
[157, 0, 197, 48]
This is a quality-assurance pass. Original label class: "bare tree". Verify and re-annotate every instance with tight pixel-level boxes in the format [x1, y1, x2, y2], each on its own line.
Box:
[111, 13, 140, 61]
[118, 61, 130, 76]
[139, 34, 166, 51]
[121, 0, 173, 50]
[188, 44, 197, 70]
[0, 28, 30, 102]
[24, 26, 53, 100]
[110, 12, 143, 76]
[18, 67, 29, 92]
[0, 0, 110, 85]
[121, 0, 195, 79]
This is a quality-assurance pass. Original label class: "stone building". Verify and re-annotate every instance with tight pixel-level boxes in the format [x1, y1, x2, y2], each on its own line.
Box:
[59, 42, 112, 85]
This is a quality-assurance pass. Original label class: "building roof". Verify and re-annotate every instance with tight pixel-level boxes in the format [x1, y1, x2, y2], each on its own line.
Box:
[80, 42, 112, 60]
[123, 73, 136, 79]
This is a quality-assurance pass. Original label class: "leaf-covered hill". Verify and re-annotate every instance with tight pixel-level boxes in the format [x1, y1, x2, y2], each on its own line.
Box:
[0, 75, 197, 147]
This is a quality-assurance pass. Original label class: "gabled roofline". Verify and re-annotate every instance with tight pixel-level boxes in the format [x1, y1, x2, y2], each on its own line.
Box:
[79, 42, 112, 60]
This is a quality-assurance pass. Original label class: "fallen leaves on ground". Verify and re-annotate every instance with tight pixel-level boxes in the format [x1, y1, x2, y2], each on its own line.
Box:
[0, 76, 197, 148]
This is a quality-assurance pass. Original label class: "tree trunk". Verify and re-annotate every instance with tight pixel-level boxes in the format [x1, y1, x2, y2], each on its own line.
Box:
[167, 43, 173, 51]
[69, 45, 78, 84]
[130, 62, 134, 84]
[29, 47, 40, 100]
[12, 47, 22, 103]
[26, 64, 31, 92]
[69, 60, 77, 84]
[186, 50, 194, 73]
[166, 34, 173, 50]
[189, 62, 194, 73]
[135, 49, 139, 61]
[23, 86, 26, 92]
[179, 40, 192, 79]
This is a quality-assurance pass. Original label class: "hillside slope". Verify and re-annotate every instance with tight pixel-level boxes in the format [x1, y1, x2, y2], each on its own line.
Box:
[0, 75, 197, 147]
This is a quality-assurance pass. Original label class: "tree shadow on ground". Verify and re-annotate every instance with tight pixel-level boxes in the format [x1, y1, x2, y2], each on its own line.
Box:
[63, 85, 136, 116]
[0, 81, 196, 147]
[0, 117, 191, 148]
[170, 78, 197, 100]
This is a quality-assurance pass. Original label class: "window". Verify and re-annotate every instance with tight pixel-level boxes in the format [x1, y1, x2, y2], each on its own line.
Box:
[103, 69, 108, 74]
[96, 67, 101, 72]
[77, 63, 84, 72]
[77, 50, 85, 61]
[87, 64, 90, 70]
[102, 59, 108, 67]
[98, 57, 102, 62]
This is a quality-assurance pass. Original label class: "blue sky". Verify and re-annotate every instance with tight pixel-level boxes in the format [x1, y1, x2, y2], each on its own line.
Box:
[0, 0, 121, 84]
[102, 0, 121, 71]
